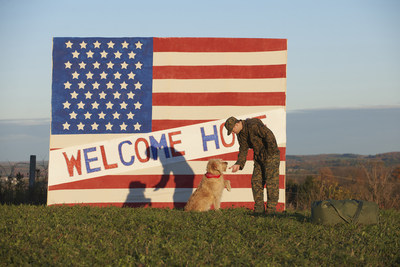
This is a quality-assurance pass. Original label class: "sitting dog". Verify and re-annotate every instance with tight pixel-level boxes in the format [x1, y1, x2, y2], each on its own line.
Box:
[184, 159, 231, 211]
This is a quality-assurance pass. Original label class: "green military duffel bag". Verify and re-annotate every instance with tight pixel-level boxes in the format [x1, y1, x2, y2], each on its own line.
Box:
[311, 199, 379, 225]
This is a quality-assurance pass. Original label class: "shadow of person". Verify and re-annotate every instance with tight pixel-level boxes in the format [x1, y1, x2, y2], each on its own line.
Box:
[123, 181, 152, 208]
[153, 147, 195, 209]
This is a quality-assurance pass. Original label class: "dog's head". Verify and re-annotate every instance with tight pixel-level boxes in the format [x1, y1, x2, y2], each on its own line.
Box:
[207, 159, 228, 175]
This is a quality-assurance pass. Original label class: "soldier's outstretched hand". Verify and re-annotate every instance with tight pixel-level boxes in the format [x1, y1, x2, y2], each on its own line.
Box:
[229, 164, 240, 173]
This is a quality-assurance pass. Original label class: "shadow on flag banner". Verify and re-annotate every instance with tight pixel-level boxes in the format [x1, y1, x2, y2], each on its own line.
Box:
[49, 37, 287, 210]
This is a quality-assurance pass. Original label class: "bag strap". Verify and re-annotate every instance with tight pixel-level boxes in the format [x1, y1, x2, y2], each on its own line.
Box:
[329, 200, 364, 224]
[329, 201, 352, 224]
[352, 200, 364, 224]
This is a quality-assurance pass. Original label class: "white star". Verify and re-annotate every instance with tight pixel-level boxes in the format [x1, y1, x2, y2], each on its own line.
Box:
[78, 81, 86, 89]
[106, 81, 114, 89]
[135, 62, 143, 69]
[112, 111, 120, 119]
[80, 41, 87, 49]
[99, 91, 107, 99]
[79, 62, 86, 69]
[72, 50, 80, 58]
[86, 71, 94, 79]
[91, 122, 99, 130]
[69, 111, 77, 119]
[93, 61, 100, 69]
[106, 101, 114, 109]
[120, 101, 128, 109]
[127, 112, 135, 119]
[114, 51, 122, 59]
[86, 50, 94, 58]
[134, 101, 142, 109]
[113, 91, 121, 99]
[114, 71, 121, 79]
[70, 91, 78, 99]
[120, 122, 128, 131]
[121, 61, 128, 69]
[100, 71, 108, 79]
[134, 81, 142, 89]
[85, 91, 93, 99]
[120, 81, 128, 89]
[107, 41, 115, 48]
[134, 122, 141, 131]
[83, 111, 92, 120]
[77, 122, 85, 130]
[91, 101, 99, 109]
[64, 81, 72, 89]
[92, 81, 100, 89]
[63, 101, 71, 109]
[128, 51, 136, 59]
[65, 61, 72, 69]
[65, 41, 73, 48]
[98, 111, 106, 119]
[122, 41, 129, 48]
[105, 122, 113, 130]
[127, 72, 136, 80]
[107, 61, 114, 69]
[135, 41, 143, 49]
[84, 112, 92, 119]
[93, 41, 101, 48]
[100, 50, 108, 58]
[72, 71, 79, 79]
[127, 92, 135, 99]
[63, 122, 70, 130]
[77, 101, 85, 109]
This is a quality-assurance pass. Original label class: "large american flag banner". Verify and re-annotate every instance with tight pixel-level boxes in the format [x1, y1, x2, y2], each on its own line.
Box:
[49, 37, 287, 210]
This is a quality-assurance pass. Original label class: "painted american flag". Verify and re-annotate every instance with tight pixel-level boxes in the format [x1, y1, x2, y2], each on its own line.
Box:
[49, 37, 287, 210]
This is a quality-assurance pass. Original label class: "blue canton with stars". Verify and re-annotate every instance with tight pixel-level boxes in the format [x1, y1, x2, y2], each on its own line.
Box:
[51, 37, 153, 134]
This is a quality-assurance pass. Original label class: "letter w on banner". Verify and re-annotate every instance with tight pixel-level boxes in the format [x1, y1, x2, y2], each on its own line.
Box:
[49, 37, 287, 210]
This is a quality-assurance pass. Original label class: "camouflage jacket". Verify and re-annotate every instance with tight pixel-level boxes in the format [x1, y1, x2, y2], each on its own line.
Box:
[235, 118, 280, 170]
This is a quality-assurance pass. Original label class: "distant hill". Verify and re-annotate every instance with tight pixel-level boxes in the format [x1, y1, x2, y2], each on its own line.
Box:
[286, 152, 400, 183]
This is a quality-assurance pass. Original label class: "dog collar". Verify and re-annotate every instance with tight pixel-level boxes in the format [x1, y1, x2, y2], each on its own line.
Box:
[205, 173, 221, 179]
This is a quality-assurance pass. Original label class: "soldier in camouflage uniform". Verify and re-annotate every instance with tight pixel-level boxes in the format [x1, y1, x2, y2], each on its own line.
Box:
[225, 116, 280, 213]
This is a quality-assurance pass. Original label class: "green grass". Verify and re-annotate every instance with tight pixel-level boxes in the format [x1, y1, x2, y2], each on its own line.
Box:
[1, 205, 399, 266]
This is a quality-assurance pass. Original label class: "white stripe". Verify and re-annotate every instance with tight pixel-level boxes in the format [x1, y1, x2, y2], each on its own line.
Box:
[152, 106, 284, 120]
[153, 78, 286, 93]
[115, 160, 286, 175]
[153, 51, 287, 66]
[47, 188, 286, 204]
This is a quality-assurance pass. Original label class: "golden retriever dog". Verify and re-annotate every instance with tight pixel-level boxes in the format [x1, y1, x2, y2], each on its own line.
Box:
[184, 159, 231, 211]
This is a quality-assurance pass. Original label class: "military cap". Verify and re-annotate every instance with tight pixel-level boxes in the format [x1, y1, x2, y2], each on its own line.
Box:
[224, 116, 239, 135]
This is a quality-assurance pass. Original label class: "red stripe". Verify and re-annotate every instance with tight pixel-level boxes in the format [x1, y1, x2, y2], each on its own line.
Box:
[153, 65, 286, 79]
[152, 115, 267, 131]
[49, 202, 285, 211]
[153, 37, 287, 52]
[152, 120, 212, 131]
[192, 147, 286, 161]
[153, 92, 285, 106]
[48, 174, 285, 191]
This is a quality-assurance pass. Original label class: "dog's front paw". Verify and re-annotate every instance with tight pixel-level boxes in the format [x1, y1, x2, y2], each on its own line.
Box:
[225, 180, 231, 191]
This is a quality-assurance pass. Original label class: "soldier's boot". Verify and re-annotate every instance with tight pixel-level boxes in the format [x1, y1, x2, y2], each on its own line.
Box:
[254, 202, 265, 214]
[266, 201, 278, 214]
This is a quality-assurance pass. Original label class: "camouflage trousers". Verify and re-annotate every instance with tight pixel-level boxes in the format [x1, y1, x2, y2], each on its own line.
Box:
[251, 154, 280, 213]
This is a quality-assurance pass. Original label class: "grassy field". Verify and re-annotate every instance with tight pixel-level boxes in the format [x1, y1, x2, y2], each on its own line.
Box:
[1, 205, 399, 266]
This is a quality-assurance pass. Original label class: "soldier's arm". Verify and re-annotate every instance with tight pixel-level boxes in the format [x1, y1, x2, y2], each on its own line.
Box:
[235, 139, 249, 170]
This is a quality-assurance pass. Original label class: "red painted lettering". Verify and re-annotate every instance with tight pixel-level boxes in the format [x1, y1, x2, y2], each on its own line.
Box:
[63, 150, 82, 177]
[135, 138, 150, 163]
[100, 145, 118, 170]
[220, 123, 235, 147]
[168, 131, 185, 157]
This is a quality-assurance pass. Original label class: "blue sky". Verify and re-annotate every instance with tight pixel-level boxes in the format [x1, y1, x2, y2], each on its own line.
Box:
[0, 0, 399, 160]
